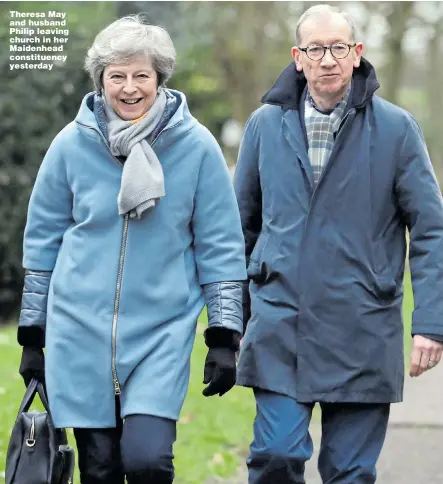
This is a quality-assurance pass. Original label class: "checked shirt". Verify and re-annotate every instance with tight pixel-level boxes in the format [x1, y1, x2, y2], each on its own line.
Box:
[305, 85, 351, 186]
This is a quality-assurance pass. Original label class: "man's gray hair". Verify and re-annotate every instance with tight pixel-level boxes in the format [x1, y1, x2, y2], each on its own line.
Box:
[295, 4, 356, 45]
[85, 14, 176, 91]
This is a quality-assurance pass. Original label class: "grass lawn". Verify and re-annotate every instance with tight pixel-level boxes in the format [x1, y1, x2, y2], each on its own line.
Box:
[0, 275, 414, 483]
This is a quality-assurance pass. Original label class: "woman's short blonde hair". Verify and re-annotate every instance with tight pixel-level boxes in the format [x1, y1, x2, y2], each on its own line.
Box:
[85, 14, 176, 91]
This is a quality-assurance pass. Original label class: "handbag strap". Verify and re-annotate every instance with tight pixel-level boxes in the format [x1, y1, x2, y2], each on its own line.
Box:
[16, 378, 38, 417]
[16, 378, 51, 418]
[36, 382, 51, 413]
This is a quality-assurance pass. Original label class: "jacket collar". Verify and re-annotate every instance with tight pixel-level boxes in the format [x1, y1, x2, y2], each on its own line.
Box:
[261, 57, 380, 111]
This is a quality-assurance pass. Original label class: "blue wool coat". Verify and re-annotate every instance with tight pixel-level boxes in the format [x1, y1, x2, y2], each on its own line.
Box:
[235, 59, 443, 403]
[21, 90, 247, 428]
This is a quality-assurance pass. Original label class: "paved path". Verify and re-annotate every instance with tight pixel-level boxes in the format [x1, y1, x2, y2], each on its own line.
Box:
[208, 363, 443, 484]
[389, 361, 443, 426]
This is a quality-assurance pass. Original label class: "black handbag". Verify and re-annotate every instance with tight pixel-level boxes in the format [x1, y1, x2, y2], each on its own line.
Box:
[5, 378, 75, 484]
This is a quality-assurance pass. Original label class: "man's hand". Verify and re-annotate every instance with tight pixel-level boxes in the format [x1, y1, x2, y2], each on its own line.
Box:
[409, 335, 443, 377]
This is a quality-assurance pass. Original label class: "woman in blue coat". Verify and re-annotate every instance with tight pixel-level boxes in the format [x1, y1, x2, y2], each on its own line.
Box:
[17, 15, 247, 484]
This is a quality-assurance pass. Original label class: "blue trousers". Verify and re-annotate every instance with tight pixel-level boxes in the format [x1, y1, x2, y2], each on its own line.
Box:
[73, 399, 176, 483]
[248, 390, 390, 484]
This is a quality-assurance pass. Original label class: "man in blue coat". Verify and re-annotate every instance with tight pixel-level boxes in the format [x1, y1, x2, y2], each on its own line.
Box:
[234, 4, 443, 483]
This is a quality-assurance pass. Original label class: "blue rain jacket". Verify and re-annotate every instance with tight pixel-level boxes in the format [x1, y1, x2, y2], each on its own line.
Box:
[234, 59, 443, 403]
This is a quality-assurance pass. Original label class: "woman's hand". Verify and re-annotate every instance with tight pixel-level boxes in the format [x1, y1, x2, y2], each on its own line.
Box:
[202, 347, 236, 397]
[19, 346, 45, 387]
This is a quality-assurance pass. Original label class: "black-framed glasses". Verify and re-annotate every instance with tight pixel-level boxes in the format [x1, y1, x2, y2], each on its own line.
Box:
[298, 42, 357, 61]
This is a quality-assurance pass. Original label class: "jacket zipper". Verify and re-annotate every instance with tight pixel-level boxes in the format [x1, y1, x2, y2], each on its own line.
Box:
[111, 214, 129, 395]
[76, 119, 182, 395]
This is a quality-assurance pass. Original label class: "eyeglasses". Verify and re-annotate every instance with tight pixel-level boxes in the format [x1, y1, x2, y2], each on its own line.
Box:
[298, 42, 357, 61]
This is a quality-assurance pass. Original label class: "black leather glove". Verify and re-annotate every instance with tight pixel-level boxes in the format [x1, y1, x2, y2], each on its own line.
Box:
[202, 347, 237, 397]
[19, 346, 45, 387]
[202, 327, 240, 397]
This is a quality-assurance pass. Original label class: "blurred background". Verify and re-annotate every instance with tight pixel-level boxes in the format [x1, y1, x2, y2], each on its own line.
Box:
[1, 0, 442, 321]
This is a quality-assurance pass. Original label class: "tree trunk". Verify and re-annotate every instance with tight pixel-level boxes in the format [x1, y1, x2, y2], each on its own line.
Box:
[380, 2, 414, 104]
[210, 2, 294, 123]
[426, 21, 443, 183]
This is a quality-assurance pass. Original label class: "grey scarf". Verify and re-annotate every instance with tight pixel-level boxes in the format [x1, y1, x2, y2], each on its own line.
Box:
[103, 89, 167, 219]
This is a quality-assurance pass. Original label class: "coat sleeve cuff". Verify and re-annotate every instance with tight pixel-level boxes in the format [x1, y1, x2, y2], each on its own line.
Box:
[412, 333, 443, 343]
[411, 313, 443, 338]
[204, 326, 241, 351]
[18, 270, 52, 347]
[203, 281, 243, 334]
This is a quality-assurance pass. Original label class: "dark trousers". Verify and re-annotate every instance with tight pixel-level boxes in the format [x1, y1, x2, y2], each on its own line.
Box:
[248, 390, 390, 484]
[73, 399, 176, 484]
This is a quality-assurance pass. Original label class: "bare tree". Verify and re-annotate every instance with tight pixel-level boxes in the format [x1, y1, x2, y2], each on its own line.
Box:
[378, 1, 414, 104]
[209, 2, 295, 123]
[423, 6, 443, 181]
